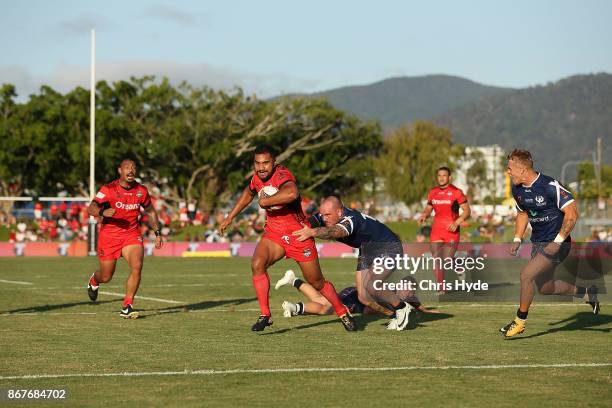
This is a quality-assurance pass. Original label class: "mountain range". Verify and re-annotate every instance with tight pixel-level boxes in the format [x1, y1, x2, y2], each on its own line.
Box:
[278, 73, 612, 176]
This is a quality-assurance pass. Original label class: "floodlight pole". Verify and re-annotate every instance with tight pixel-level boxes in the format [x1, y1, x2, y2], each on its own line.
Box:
[90, 29, 95, 202]
[88, 29, 98, 256]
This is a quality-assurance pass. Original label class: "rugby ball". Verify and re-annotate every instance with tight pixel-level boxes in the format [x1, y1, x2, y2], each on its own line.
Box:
[259, 186, 283, 210]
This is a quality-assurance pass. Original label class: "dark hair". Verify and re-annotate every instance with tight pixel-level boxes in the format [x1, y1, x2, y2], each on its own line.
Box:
[119, 158, 137, 167]
[507, 149, 533, 168]
[254, 144, 276, 158]
[437, 166, 451, 176]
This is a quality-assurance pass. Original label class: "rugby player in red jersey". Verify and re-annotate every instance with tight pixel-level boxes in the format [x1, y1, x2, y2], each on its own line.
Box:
[86, 159, 163, 318]
[419, 167, 471, 292]
[219, 145, 357, 331]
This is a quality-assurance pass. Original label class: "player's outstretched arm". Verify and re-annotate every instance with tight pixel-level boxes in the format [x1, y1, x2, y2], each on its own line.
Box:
[144, 203, 164, 249]
[293, 224, 349, 242]
[219, 186, 255, 235]
[258, 181, 299, 209]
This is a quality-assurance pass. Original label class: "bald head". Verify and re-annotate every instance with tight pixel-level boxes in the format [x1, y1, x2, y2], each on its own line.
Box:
[320, 196, 343, 211]
[319, 196, 344, 226]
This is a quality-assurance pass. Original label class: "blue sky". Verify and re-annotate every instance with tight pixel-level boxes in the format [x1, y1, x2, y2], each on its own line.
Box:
[1, 0, 611, 99]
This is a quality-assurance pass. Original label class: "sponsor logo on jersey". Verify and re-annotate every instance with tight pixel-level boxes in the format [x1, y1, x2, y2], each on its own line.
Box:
[530, 215, 551, 223]
[525, 198, 534, 203]
[282, 235, 290, 245]
[115, 202, 140, 210]
[136, 191, 143, 198]
[95, 191, 106, 199]
[432, 199, 452, 205]
[535, 195, 546, 206]
[303, 248, 311, 258]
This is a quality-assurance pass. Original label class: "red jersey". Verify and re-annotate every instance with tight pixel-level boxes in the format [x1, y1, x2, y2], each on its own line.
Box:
[427, 184, 467, 228]
[249, 165, 306, 233]
[93, 180, 151, 236]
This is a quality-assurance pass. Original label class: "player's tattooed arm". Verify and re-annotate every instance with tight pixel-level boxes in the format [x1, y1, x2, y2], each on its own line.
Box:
[558, 201, 579, 240]
[543, 201, 578, 255]
[363, 301, 394, 316]
[293, 223, 349, 242]
[313, 225, 350, 240]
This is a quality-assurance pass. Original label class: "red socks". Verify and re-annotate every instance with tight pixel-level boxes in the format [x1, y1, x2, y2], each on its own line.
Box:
[434, 267, 444, 285]
[89, 275, 99, 287]
[319, 280, 348, 317]
[123, 296, 133, 307]
[252, 273, 271, 316]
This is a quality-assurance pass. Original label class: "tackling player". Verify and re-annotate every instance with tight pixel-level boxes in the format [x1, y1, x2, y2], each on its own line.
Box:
[293, 196, 413, 330]
[419, 167, 471, 291]
[86, 159, 163, 318]
[219, 145, 357, 332]
[501, 149, 599, 338]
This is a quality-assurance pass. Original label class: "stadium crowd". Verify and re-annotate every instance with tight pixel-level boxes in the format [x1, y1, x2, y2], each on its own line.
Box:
[2, 189, 611, 244]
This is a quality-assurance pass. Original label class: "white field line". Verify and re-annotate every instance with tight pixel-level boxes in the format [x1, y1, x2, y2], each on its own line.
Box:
[0, 363, 610, 380]
[0, 279, 33, 285]
[98, 291, 183, 304]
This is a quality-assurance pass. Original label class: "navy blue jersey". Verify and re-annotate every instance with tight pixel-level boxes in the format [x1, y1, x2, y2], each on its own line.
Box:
[311, 208, 400, 248]
[338, 286, 365, 314]
[512, 173, 575, 242]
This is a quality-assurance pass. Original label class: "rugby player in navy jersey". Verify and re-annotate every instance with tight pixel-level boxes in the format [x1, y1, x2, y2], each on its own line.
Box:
[501, 149, 600, 338]
[292, 196, 413, 330]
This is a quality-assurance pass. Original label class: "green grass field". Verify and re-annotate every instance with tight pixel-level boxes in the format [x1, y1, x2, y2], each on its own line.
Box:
[0, 257, 610, 407]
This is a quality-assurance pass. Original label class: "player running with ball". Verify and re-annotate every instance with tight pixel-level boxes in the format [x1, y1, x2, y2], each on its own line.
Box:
[219, 145, 357, 332]
[501, 149, 599, 338]
[86, 159, 163, 318]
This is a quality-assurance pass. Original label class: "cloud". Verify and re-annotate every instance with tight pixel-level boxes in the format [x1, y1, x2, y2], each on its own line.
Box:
[143, 4, 196, 25]
[59, 15, 115, 35]
[0, 60, 322, 102]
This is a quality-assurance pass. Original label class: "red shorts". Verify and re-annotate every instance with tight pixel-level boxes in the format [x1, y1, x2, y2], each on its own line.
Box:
[430, 224, 459, 243]
[98, 231, 143, 260]
[263, 229, 318, 262]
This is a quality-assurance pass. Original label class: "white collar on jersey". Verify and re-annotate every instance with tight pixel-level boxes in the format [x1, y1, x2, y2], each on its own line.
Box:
[522, 172, 540, 188]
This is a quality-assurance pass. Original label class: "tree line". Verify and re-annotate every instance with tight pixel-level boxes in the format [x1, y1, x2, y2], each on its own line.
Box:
[1, 77, 601, 214]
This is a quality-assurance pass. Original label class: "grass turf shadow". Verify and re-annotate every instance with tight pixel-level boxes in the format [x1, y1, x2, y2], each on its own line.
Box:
[507, 311, 611, 340]
[141, 297, 257, 317]
[1, 299, 121, 314]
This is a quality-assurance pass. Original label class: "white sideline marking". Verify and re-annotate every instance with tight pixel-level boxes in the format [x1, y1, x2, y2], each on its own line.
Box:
[1, 363, 610, 380]
[0, 279, 33, 285]
[99, 291, 183, 304]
